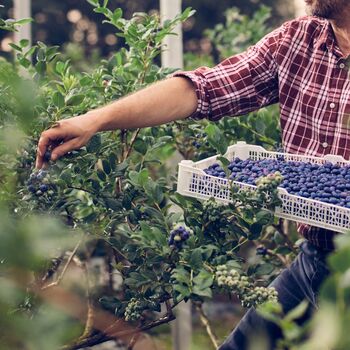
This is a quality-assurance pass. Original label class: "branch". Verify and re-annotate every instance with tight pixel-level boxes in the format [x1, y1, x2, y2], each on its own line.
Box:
[125, 128, 141, 159]
[41, 237, 83, 290]
[127, 333, 140, 350]
[195, 303, 219, 349]
[40, 255, 64, 284]
[64, 311, 176, 350]
[79, 263, 94, 340]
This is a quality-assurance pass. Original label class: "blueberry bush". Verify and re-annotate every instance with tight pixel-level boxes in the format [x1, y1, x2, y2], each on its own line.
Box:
[2, 2, 343, 350]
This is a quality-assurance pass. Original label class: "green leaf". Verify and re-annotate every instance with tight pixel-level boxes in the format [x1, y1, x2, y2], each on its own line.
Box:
[9, 43, 22, 51]
[19, 39, 29, 47]
[35, 61, 46, 75]
[180, 7, 196, 21]
[36, 47, 46, 62]
[55, 61, 65, 75]
[115, 161, 128, 176]
[65, 94, 85, 106]
[104, 198, 123, 211]
[52, 91, 65, 109]
[86, 0, 100, 6]
[19, 57, 31, 68]
[79, 76, 91, 86]
[248, 222, 263, 240]
[189, 248, 203, 269]
[102, 159, 111, 174]
[193, 270, 214, 289]
[256, 263, 274, 276]
[112, 8, 123, 25]
[134, 139, 147, 155]
[97, 169, 106, 181]
[217, 156, 230, 167]
[86, 134, 102, 153]
[94, 7, 109, 15]
[172, 267, 190, 285]
[174, 284, 191, 298]
[256, 210, 273, 225]
[129, 169, 149, 187]
[144, 182, 164, 203]
[192, 286, 213, 298]
[328, 247, 350, 273]
[205, 124, 228, 155]
[108, 153, 117, 171]
[15, 18, 33, 25]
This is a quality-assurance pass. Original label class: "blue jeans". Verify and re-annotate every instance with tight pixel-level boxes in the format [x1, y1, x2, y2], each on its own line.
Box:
[219, 241, 331, 350]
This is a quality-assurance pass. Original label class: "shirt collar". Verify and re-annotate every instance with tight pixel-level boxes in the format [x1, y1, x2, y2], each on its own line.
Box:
[314, 18, 333, 51]
[314, 17, 344, 57]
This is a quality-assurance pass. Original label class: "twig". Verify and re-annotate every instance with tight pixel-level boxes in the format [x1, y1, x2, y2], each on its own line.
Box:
[63, 311, 176, 350]
[125, 128, 141, 159]
[79, 262, 94, 340]
[127, 333, 140, 350]
[40, 255, 65, 284]
[41, 237, 83, 290]
[195, 303, 219, 349]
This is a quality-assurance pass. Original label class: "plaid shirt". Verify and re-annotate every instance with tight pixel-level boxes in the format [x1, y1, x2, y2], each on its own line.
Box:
[174, 16, 350, 250]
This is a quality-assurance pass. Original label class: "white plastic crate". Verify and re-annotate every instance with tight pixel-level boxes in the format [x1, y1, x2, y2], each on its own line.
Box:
[177, 141, 350, 234]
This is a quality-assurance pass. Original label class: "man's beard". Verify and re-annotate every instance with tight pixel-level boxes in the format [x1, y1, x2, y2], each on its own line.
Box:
[307, 0, 347, 19]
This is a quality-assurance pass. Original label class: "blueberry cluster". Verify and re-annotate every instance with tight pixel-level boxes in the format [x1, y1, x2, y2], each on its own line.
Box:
[27, 169, 51, 196]
[256, 245, 268, 256]
[215, 264, 278, 308]
[168, 226, 191, 249]
[243, 286, 278, 308]
[202, 199, 231, 237]
[124, 298, 142, 322]
[192, 133, 209, 149]
[204, 157, 350, 209]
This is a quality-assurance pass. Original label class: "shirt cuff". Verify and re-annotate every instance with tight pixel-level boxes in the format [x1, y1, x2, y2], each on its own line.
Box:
[172, 69, 212, 120]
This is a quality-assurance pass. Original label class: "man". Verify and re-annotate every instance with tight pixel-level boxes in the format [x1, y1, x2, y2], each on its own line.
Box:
[36, 0, 350, 348]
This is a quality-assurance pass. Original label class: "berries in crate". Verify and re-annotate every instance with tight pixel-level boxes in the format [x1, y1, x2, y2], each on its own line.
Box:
[177, 142, 350, 233]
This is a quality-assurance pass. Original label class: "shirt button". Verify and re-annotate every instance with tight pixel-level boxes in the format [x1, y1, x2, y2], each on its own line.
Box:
[339, 62, 346, 69]
[330, 102, 336, 109]
[322, 142, 329, 148]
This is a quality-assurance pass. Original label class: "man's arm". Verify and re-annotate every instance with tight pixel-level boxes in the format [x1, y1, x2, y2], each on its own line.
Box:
[36, 77, 198, 168]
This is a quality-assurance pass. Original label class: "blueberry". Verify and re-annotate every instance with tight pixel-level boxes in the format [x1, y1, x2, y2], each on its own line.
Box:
[256, 245, 268, 256]
[28, 185, 36, 193]
[39, 184, 48, 192]
[43, 150, 52, 162]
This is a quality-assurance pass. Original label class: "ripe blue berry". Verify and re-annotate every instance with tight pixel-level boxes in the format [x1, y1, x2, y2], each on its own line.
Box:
[168, 226, 191, 249]
[43, 150, 52, 162]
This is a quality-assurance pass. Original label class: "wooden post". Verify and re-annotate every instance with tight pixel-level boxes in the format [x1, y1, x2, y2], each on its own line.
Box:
[160, 0, 183, 70]
[160, 3, 191, 350]
[14, 0, 32, 46]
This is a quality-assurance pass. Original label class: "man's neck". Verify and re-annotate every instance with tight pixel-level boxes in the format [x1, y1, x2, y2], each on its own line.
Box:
[330, 8, 350, 57]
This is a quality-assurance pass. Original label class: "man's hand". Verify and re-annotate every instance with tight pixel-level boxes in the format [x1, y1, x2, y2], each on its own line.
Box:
[36, 113, 99, 169]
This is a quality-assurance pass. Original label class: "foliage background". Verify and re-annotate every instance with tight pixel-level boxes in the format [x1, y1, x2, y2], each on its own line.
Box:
[3, 2, 350, 350]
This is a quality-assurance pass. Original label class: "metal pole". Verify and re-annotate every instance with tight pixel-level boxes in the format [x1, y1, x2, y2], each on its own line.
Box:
[160, 0, 183, 69]
[14, 0, 32, 46]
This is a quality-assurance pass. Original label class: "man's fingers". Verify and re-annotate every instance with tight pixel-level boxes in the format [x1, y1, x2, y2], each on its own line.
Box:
[51, 138, 81, 161]
[36, 127, 68, 167]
